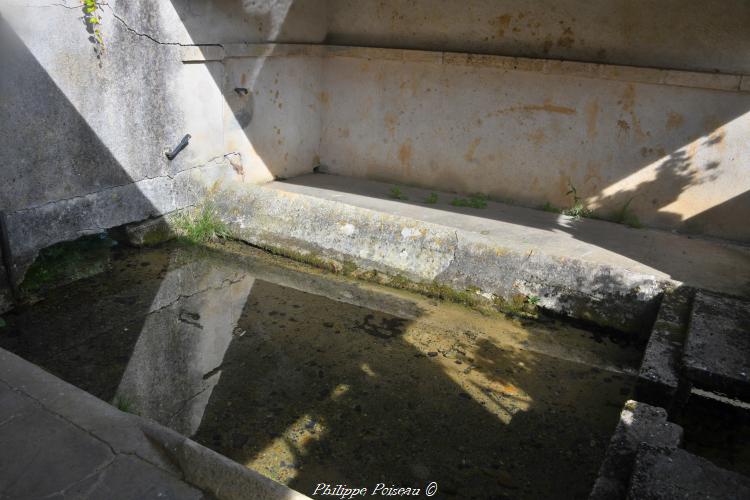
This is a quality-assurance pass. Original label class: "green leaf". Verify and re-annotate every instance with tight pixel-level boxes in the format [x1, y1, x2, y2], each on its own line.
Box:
[0, 318, 6, 328]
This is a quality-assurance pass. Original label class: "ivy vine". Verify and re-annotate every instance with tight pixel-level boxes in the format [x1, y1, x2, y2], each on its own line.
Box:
[83, 0, 105, 49]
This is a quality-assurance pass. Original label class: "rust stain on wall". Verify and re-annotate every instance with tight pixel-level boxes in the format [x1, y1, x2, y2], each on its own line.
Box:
[494, 100, 577, 116]
[384, 112, 399, 136]
[398, 139, 413, 167]
[665, 111, 684, 130]
[521, 102, 576, 115]
[586, 99, 599, 138]
[464, 138, 482, 162]
[527, 128, 546, 146]
[619, 84, 647, 140]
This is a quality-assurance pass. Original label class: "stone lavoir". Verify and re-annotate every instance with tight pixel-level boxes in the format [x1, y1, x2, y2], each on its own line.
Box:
[1, 1, 749, 499]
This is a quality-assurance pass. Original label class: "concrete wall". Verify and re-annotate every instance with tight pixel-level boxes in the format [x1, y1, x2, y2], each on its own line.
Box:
[326, 0, 750, 75]
[318, 49, 750, 241]
[0, 0, 325, 292]
[1, 0, 749, 309]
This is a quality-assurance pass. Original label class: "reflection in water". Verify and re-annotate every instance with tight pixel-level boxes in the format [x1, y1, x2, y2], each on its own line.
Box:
[0, 242, 641, 499]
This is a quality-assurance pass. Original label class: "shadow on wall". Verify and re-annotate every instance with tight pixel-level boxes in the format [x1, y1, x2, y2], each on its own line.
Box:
[169, 0, 323, 183]
[165, 0, 750, 245]
[315, 55, 750, 242]
[0, 15, 165, 288]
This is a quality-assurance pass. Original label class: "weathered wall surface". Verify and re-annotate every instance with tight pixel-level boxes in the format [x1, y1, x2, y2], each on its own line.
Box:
[326, 0, 750, 75]
[0, 0, 325, 292]
[318, 49, 750, 242]
[221, 49, 323, 184]
[1, 0, 749, 309]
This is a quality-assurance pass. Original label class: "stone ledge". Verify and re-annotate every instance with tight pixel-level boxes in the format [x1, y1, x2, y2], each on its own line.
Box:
[0, 348, 308, 500]
[216, 177, 674, 334]
[195, 43, 750, 93]
[2, 159, 239, 289]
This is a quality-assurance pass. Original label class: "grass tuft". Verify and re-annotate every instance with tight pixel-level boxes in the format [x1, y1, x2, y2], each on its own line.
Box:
[451, 193, 488, 209]
[389, 186, 408, 200]
[173, 201, 229, 244]
[424, 192, 439, 204]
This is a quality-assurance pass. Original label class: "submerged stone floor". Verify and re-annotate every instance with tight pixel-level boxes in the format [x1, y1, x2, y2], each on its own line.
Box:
[0, 240, 644, 499]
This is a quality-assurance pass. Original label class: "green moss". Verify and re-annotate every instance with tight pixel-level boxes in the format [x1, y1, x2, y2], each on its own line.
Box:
[20, 235, 114, 294]
[451, 193, 488, 209]
[248, 242, 540, 318]
[172, 200, 229, 244]
[140, 224, 175, 246]
[341, 261, 358, 276]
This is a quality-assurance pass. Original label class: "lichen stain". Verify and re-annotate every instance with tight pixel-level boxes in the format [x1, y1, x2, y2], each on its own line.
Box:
[319, 92, 330, 105]
[585, 99, 599, 138]
[617, 120, 631, 131]
[338, 128, 350, 139]
[464, 138, 482, 162]
[665, 112, 684, 130]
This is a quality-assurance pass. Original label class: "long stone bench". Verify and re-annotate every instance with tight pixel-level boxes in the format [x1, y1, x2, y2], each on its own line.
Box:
[214, 173, 750, 336]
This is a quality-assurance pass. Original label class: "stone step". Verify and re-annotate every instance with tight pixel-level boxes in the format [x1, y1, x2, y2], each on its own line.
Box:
[590, 399, 750, 499]
[683, 291, 750, 402]
[636, 286, 695, 411]
[589, 400, 683, 499]
[627, 443, 750, 499]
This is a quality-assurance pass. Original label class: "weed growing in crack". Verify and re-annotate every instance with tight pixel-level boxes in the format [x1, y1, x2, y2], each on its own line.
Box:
[173, 200, 229, 244]
[610, 198, 642, 228]
[389, 186, 408, 200]
[424, 192, 439, 204]
[112, 395, 136, 414]
[561, 182, 591, 219]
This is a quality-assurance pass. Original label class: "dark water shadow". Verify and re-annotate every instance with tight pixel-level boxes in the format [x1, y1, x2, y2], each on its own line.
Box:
[1, 243, 636, 499]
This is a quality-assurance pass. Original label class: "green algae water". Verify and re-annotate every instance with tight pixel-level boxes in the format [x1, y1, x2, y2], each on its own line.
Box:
[0, 241, 642, 499]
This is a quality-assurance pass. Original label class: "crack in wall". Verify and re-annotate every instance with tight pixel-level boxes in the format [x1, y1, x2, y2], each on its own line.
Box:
[103, 4, 222, 49]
